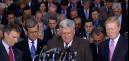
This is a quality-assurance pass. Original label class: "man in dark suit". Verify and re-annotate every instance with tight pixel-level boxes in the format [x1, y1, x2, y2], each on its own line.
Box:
[68, 0, 82, 10]
[112, 3, 128, 35]
[79, 20, 94, 42]
[80, 1, 93, 21]
[44, 16, 58, 41]
[47, 19, 93, 61]
[99, 0, 113, 21]
[58, 1, 69, 17]
[99, 16, 128, 61]
[91, 9, 104, 28]
[92, 0, 104, 9]
[14, 18, 46, 61]
[0, 24, 23, 61]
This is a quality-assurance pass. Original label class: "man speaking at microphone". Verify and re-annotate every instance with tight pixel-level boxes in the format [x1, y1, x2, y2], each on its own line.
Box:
[47, 19, 93, 61]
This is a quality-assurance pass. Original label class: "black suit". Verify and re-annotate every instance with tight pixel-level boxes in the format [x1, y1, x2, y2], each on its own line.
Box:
[80, 8, 92, 23]
[78, 28, 92, 40]
[92, 2, 104, 9]
[0, 41, 23, 61]
[44, 28, 57, 41]
[120, 15, 128, 34]
[14, 39, 46, 61]
[47, 36, 93, 61]
[99, 35, 128, 61]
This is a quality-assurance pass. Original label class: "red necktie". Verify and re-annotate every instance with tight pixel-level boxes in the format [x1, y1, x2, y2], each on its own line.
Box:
[9, 47, 14, 61]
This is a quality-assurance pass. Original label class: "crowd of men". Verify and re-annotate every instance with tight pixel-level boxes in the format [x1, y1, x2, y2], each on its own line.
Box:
[0, 0, 128, 61]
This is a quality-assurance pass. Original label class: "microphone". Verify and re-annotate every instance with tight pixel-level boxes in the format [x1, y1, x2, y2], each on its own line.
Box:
[39, 46, 48, 61]
[45, 47, 61, 54]
[58, 47, 70, 61]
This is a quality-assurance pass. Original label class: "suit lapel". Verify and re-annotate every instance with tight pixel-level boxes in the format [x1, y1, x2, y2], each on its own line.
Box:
[0, 41, 9, 61]
[13, 48, 20, 61]
[104, 40, 110, 61]
[112, 36, 125, 61]
[70, 37, 80, 52]
[24, 40, 32, 60]
[36, 40, 44, 54]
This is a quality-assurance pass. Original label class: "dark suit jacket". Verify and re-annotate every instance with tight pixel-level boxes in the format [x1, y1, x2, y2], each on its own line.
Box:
[99, 6, 113, 21]
[92, 2, 104, 9]
[79, 8, 92, 23]
[44, 28, 57, 41]
[120, 15, 128, 34]
[14, 39, 46, 61]
[0, 41, 23, 61]
[68, 1, 83, 10]
[47, 36, 93, 61]
[99, 35, 128, 61]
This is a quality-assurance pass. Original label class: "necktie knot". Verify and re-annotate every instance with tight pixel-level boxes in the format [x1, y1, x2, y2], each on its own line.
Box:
[111, 40, 115, 47]
[31, 41, 34, 44]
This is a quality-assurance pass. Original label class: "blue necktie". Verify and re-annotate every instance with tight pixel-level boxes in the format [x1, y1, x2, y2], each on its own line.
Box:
[85, 10, 88, 20]
[30, 41, 36, 59]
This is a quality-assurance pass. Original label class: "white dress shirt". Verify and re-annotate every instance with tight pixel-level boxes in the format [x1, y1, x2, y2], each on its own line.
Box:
[2, 40, 10, 54]
[28, 39, 38, 51]
[109, 34, 120, 49]
[84, 9, 90, 20]
[64, 41, 73, 48]
[118, 15, 122, 26]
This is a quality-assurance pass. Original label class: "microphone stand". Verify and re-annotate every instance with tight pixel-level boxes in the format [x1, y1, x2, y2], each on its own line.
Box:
[58, 50, 66, 61]
[32, 55, 40, 61]
[38, 46, 47, 61]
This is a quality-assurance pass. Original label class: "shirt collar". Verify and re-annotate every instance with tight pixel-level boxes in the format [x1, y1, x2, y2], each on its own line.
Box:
[64, 40, 73, 48]
[110, 34, 120, 47]
[28, 39, 38, 50]
[2, 40, 10, 54]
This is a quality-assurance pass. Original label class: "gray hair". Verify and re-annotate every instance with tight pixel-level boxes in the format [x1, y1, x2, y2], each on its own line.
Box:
[25, 18, 38, 31]
[59, 19, 75, 29]
[112, 3, 122, 10]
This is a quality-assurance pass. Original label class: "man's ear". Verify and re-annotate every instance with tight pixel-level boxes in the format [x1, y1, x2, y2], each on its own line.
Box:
[4, 32, 8, 37]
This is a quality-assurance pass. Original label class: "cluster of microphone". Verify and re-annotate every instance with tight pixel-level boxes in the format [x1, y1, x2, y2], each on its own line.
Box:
[36, 46, 77, 61]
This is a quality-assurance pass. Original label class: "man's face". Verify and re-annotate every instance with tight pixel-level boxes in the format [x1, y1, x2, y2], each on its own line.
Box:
[48, 20, 57, 29]
[70, 11, 78, 19]
[35, 12, 43, 22]
[61, 27, 75, 43]
[74, 18, 82, 29]
[93, 32, 104, 43]
[27, 25, 39, 41]
[113, 8, 121, 16]
[5, 30, 20, 46]
[84, 22, 93, 33]
[105, 22, 120, 40]
[83, 2, 90, 9]
[106, 2, 112, 8]
[92, 11, 99, 20]
[49, 4, 57, 13]
[7, 14, 15, 23]
[39, 3, 46, 11]
[24, 9, 32, 16]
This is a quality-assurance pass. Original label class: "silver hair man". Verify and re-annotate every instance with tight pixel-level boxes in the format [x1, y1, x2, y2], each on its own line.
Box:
[59, 19, 75, 29]
[59, 19, 75, 43]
